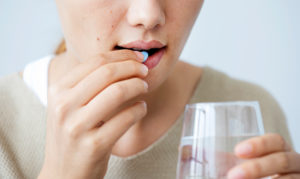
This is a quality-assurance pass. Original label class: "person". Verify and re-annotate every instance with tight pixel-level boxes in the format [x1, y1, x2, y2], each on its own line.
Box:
[0, 0, 299, 178]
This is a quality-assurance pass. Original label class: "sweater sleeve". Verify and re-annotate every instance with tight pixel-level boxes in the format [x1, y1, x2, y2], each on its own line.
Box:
[0, 73, 46, 179]
[0, 74, 26, 178]
[0, 134, 26, 179]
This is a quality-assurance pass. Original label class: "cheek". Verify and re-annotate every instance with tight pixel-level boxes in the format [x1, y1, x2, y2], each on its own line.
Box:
[57, 0, 125, 56]
[167, 0, 203, 41]
[165, 0, 203, 58]
[149, 0, 203, 89]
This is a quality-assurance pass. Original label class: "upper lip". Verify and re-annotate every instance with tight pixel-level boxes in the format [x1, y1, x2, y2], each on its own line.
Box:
[118, 40, 166, 50]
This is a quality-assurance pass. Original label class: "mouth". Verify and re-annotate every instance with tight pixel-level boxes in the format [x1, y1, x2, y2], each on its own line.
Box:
[114, 40, 167, 69]
[114, 46, 166, 69]
[114, 46, 164, 57]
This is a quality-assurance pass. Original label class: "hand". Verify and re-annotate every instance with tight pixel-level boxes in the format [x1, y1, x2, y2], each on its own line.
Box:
[227, 133, 300, 179]
[38, 50, 148, 179]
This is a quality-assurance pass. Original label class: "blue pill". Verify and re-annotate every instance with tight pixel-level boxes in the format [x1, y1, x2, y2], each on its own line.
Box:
[141, 51, 149, 63]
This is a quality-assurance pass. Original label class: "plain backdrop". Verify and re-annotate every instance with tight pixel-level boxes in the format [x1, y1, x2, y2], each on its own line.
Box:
[0, 0, 299, 152]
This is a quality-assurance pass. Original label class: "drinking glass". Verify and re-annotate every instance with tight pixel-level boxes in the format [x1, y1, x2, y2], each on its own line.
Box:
[176, 101, 265, 179]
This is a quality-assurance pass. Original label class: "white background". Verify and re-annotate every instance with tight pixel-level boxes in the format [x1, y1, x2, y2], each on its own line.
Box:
[0, 0, 299, 151]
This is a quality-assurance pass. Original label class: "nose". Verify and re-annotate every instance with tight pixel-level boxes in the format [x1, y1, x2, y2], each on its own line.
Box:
[127, 0, 165, 30]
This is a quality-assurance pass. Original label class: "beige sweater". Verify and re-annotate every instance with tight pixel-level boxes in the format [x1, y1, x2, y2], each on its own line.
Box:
[0, 66, 292, 179]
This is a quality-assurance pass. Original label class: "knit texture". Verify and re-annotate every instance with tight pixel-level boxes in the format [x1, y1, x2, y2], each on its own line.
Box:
[0, 66, 292, 179]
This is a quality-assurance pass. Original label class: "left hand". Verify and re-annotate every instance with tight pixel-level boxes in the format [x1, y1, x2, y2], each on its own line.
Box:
[227, 133, 300, 179]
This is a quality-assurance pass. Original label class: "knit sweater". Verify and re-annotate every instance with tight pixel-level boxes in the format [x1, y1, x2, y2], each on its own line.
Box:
[0, 66, 292, 179]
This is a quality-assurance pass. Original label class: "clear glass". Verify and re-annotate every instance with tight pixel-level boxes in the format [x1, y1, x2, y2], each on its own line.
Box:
[176, 101, 265, 179]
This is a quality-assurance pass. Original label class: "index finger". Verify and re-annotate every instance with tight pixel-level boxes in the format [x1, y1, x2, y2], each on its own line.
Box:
[235, 133, 292, 159]
[56, 50, 144, 89]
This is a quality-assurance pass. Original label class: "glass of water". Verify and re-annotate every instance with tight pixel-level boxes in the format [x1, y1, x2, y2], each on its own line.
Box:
[176, 101, 265, 179]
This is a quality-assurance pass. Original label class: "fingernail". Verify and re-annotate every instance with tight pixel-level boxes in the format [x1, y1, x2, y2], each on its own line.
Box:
[142, 101, 147, 108]
[134, 51, 144, 61]
[143, 81, 148, 89]
[227, 167, 246, 179]
[141, 64, 148, 75]
[139, 101, 147, 108]
[236, 143, 253, 156]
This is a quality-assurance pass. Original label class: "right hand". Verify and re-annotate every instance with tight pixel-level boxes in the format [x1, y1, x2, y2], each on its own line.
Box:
[38, 50, 149, 179]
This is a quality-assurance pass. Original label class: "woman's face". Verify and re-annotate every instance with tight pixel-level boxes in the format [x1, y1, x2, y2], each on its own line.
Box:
[55, 0, 204, 92]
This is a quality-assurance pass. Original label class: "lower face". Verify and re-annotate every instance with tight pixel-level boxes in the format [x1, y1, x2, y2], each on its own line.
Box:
[55, 0, 204, 92]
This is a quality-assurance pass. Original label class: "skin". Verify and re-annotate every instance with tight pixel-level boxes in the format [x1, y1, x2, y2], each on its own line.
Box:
[32, 0, 300, 178]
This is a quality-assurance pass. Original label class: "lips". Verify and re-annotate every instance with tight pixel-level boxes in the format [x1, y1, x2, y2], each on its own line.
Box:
[114, 40, 166, 69]
[119, 40, 165, 50]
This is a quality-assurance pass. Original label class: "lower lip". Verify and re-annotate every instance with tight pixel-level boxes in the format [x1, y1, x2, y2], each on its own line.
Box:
[143, 48, 165, 70]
